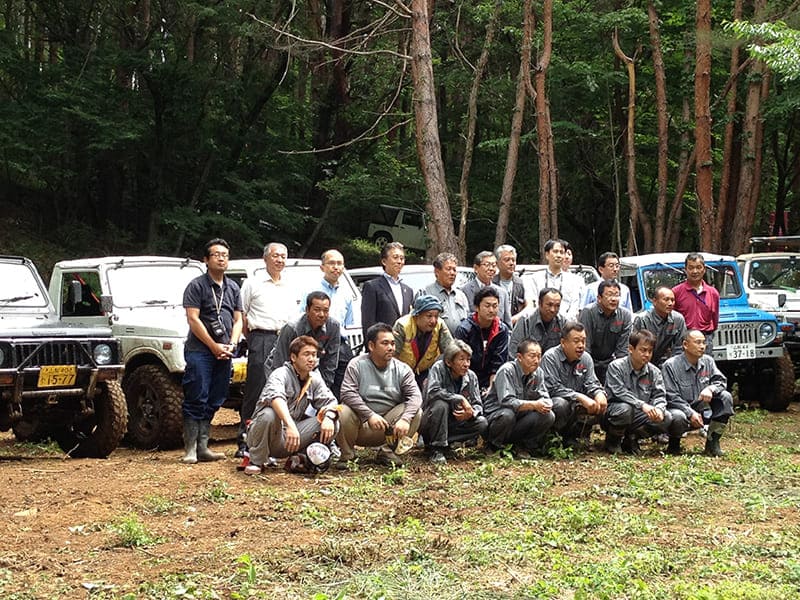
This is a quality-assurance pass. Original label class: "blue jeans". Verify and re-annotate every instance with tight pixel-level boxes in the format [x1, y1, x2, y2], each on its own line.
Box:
[183, 350, 232, 421]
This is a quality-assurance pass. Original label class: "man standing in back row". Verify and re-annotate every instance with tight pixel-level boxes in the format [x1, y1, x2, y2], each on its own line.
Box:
[239, 242, 297, 457]
[672, 253, 719, 353]
[528, 239, 585, 320]
[361, 242, 414, 340]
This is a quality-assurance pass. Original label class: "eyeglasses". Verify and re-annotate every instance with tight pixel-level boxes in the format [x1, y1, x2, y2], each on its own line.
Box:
[209, 252, 229, 259]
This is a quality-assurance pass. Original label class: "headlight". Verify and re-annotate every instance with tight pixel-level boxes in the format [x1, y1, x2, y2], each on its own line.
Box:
[759, 321, 776, 343]
[93, 343, 113, 365]
[0, 346, 5, 367]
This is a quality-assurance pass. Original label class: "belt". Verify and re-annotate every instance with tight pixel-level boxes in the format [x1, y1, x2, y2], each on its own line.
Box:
[249, 329, 278, 335]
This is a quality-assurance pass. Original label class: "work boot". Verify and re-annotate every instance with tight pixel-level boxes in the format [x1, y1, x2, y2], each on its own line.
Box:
[667, 437, 683, 455]
[622, 433, 642, 456]
[197, 420, 225, 462]
[604, 432, 623, 455]
[181, 418, 200, 464]
[704, 433, 725, 457]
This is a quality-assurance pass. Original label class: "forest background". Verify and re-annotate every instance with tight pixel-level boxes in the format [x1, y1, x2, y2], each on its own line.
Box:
[0, 1, 799, 268]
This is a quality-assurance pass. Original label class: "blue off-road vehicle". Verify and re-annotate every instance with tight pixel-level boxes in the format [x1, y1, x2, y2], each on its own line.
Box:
[620, 253, 795, 412]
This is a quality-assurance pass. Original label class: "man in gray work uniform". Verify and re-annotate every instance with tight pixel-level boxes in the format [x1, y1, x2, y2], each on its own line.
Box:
[602, 329, 671, 455]
[631, 286, 686, 367]
[662, 330, 734, 457]
[578, 279, 632, 383]
[508, 287, 566, 358]
[539, 322, 607, 449]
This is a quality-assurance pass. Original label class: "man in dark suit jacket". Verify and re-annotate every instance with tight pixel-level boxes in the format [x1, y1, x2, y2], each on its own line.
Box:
[361, 242, 415, 340]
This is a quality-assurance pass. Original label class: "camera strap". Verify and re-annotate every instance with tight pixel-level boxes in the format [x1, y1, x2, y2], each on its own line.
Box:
[212, 281, 224, 318]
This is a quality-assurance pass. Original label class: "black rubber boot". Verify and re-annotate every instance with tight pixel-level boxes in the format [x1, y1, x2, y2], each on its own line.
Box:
[667, 437, 682, 455]
[704, 432, 724, 457]
[604, 431, 623, 455]
[622, 433, 642, 456]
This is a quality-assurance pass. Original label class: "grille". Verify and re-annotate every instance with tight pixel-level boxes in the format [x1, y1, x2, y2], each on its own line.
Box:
[713, 323, 758, 347]
[11, 341, 93, 368]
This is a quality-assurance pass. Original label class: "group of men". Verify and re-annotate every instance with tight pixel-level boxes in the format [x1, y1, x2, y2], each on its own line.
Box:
[181, 237, 733, 475]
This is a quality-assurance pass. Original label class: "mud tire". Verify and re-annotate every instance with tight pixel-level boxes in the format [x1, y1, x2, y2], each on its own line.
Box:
[55, 380, 128, 458]
[123, 364, 184, 449]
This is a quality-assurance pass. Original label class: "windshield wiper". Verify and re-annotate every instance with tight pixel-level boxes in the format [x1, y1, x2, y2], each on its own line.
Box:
[141, 299, 169, 305]
[0, 294, 35, 303]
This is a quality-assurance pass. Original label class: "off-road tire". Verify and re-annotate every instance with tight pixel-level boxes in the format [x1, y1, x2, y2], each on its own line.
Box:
[12, 419, 53, 443]
[123, 364, 184, 449]
[371, 231, 393, 248]
[55, 380, 128, 458]
[759, 354, 796, 412]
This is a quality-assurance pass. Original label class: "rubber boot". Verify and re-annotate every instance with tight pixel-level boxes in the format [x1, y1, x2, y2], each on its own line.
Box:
[621, 433, 642, 456]
[704, 421, 726, 457]
[197, 420, 225, 462]
[604, 430, 623, 455]
[181, 418, 200, 464]
[667, 437, 683, 455]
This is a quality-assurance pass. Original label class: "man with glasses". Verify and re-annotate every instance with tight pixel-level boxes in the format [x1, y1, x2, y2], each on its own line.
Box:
[181, 238, 243, 464]
[582, 252, 632, 309]
[238, 242, 297, 457]
[311, 249, 355, 328]
[528, 239, 585, 320]
[578, 280, 632, 383]
[459, 250, 512, 327]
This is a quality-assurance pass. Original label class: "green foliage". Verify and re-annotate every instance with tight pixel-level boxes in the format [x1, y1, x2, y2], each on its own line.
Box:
[200, 479, 234, 504]
[725, 20, 800, 80]
[107, 514, 162, 548]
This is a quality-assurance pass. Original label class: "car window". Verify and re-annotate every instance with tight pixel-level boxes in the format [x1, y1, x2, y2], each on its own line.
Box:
[402, 211, 424, 228]
[107, 264, 205, 308]
[640, 264, 742, 300]
[748, 258, 800, 290]
[0, 262, 49, 308]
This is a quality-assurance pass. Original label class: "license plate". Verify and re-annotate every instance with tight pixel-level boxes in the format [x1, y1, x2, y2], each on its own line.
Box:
[231, 360, 247, 383]
[725, 343, 756, 360]
[38, 365, 77, 388]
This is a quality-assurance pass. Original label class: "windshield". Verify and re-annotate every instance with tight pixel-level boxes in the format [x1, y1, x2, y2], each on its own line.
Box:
[107, 263, 205, 308]
[640, 263, 743, 300]
[0, 262, 49, 308]
[746, 257, 800, 291]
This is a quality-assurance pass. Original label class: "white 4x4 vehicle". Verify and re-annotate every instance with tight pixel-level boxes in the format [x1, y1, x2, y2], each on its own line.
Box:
[49, 256, 247, 449]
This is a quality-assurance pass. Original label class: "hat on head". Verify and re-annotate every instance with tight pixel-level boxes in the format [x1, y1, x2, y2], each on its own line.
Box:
[411, 294, 444, 316]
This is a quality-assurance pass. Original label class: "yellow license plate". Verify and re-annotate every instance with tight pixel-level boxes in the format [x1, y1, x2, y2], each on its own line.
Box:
[38, 365, 77, 388]
[231, 360, 247, 383]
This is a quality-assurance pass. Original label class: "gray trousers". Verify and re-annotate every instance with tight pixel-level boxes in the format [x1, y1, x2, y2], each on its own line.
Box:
[668, 390, 734, 438]
[240, 330, 278, 439]
[550, 396, 594, 438]
[420, 399, 488, 448]
[485, 407, 555, 450]
[603, 402, 672, 436]
[247, 407, 339, 467]
[336, 403, 422, 461]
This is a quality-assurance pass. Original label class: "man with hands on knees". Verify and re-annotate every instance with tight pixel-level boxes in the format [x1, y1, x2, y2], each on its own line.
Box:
[421, 340, 488, 464]
[602, 329, 671, 455]
[539, 321, 608, 449]
[337, 323, 422, 468]
[244, 336, 340, 475]
[483, 339, 562, 457]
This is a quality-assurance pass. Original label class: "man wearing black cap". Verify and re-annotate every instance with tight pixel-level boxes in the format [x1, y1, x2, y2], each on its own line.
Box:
[393, 294, 454, 387]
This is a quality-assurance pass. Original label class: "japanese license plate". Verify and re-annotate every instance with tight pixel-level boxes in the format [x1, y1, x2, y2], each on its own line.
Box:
[725, 343, 756, 360]
[231, 360, 247, 383]
[37, 365, 77, 388]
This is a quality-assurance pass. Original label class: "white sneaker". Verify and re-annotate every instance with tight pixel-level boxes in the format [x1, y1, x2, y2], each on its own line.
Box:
[244, 464, 262, 476]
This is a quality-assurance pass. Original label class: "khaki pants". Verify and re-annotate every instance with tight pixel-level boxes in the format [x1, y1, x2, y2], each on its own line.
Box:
[336, 403, 421, 460]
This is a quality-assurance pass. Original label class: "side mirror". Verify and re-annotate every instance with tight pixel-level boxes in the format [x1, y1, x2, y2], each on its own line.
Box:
[778, 293, 787, 308]
[69, 280, 83, 305]
[100, 295, 114, 314]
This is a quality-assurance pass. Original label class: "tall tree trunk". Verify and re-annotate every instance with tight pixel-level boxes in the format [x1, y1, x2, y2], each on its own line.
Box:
[458, 0, 501, 257]
[612, 28, 652, 254]
[716, 0, 743, 246]
[648, 1, 669, 252]
[495, 0, 533, 249]
[410, 0, 459, 258]
[695, 0, 715, 249]
[533, 0, 558, 246]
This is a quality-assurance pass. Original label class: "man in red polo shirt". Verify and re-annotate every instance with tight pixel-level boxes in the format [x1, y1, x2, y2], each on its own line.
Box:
[672, 253, 719, 354]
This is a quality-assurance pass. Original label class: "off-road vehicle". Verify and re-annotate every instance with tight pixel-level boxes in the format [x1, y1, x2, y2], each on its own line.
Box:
[1, 255, 126, 457]
[49, 256, 246, 450]
[620, 252, 795, 411]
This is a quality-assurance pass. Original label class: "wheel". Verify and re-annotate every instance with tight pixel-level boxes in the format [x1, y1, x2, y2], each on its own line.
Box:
[372, 231, 393, 248]
[55, 380, 128, 458]
[12, 419, 53, 443]
[758, 354, 796, 412]
[123, 364, 184, 449]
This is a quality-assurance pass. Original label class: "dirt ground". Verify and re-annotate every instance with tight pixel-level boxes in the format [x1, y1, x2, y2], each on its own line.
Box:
[1, 406, 798, 599]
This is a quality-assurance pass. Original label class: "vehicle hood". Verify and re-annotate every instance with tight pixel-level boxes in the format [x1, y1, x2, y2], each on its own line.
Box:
[0, 317, 113, 338]
[111, 307, 189, 338]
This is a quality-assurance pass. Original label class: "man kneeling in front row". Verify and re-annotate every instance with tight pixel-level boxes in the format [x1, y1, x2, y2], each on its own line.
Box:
[602, 329, 671, 455]
[338, 323, 422, 468]
[662, 329, 734, 456]
[422, 340, 488, 464]
[245, 336, 339, 475]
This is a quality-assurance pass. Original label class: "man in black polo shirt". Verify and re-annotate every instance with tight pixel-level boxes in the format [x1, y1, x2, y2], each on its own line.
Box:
[182, 238, 243, 464]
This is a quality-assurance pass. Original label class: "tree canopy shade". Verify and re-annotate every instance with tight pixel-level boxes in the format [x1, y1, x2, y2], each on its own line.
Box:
[1, 1, 799, 264]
